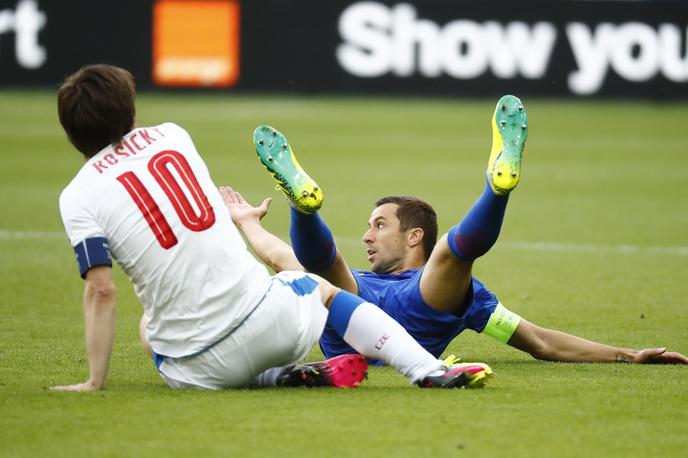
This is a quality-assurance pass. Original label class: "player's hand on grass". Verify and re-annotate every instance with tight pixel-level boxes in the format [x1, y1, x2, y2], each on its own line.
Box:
[219, 186, 272, 228]
[631, 348, 688, 364]
[50, 380, 102, 392]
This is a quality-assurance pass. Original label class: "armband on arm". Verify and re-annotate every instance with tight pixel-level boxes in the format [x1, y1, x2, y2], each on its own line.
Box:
[482, 302, 521, 344]
[73, 237, 113, 278]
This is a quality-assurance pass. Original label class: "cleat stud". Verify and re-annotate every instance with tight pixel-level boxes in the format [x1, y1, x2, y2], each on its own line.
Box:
[518, 105, 524, 112]
[282, 143, 287, 148]
[511, 171, 517, 177]
[272, 130, 277, 137]
[301, 191, 308, 198]
[521, 124, 527, 129]
[313, 186, 318, 191]
[500, 120, 506, 126]
[267, 156, 273, 162]
[268, 142, 273, 148]
[258, 139, 264, 146]
[497, 170, 502, 176]
[501, 104, 507, 111]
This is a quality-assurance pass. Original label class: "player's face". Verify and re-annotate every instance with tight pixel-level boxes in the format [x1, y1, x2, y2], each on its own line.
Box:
[362, 203, 408, 274]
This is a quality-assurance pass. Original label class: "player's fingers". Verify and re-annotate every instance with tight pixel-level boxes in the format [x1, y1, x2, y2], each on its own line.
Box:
[646, 348, 666, 358]
[259, 198, 272, 211]
[236, 192, 246, 204]
[50, 384, 83, 392]
[225, 186, 239, 204]
[664, 351, 688, 364]
[218, 187, 230, 203]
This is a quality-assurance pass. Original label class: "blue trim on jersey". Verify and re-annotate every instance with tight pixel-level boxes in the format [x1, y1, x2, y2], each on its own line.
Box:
[277, 275, 319, 296]
[152, 351, 164, 369]
[154, 279, 277, 361]
[74, 237, 112, 278]
[318, 268, 499, 360]
[327, 290, 365, 337]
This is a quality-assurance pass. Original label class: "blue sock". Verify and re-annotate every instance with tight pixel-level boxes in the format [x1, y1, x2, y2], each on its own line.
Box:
[290, 207, 337, 272]
[326, 290, 365, 337]
[447, 180, 510, 261]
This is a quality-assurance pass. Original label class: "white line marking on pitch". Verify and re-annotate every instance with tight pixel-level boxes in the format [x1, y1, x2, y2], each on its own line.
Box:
[334, 236, 688, 256]
[0, 230, 65, 239]
[2, 230, 686, 256]
[499, 241, 688, 256]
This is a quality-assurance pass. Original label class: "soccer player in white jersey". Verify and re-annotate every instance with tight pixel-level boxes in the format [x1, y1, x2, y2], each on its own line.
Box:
[51, 64, 493, 392]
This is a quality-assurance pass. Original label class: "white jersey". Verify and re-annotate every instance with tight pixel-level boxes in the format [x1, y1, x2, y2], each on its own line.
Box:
[59, 123, 272, 358]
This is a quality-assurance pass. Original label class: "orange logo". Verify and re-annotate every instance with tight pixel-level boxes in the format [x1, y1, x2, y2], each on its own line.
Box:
[152, 0, 240, 87]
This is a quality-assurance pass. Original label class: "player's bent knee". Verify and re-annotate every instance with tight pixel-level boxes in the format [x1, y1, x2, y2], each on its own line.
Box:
[318, 277, 341, 309]
[310, 274, 340, 308]
[434, 234, 455, 259]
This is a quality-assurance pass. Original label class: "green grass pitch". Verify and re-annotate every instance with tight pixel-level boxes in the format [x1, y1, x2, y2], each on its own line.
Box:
[1, 91, 687, 457]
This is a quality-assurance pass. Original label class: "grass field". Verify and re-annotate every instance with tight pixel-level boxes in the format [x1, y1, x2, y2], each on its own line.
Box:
[1, 91, 687, 457]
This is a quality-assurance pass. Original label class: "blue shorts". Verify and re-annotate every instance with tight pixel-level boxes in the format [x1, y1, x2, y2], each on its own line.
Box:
[319, 268, 499, 360]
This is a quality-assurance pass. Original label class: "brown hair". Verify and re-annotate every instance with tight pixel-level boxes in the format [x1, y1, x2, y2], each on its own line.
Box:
[375, 196, 438, 260]
[57, 64, 136, 157]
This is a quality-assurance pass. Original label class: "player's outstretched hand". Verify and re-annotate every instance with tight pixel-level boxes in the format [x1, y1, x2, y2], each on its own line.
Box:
[219, 186, 272, 228]
[631, 348, 688, 364]
[50, 380, 102, 392]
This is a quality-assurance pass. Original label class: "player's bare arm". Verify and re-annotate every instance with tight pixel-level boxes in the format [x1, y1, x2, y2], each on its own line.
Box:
[219, 186, 303, 272]
[51, 266, 117, 391]
[507, 319, 688, 364]
[220, 185, 359, 293]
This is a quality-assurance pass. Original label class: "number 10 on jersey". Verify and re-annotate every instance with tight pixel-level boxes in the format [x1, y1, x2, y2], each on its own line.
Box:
[116, 150, 216, 249]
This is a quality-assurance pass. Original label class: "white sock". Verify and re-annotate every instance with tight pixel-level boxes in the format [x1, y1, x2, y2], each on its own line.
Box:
[341, 302, 442, 383]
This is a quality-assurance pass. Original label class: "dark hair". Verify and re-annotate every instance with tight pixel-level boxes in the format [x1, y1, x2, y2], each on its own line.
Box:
[375, 196, 438, 260]
[57, 64, 136, 157]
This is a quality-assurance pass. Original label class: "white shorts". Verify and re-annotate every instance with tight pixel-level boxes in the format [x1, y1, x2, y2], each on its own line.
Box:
[156, 271, 328, 390]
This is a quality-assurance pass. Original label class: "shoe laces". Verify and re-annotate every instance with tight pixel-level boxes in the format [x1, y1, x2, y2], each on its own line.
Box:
[441, 354, 462, 366]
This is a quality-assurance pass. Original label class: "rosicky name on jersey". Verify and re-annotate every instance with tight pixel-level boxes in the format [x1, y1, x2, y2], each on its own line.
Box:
[92, 127, 166, 174]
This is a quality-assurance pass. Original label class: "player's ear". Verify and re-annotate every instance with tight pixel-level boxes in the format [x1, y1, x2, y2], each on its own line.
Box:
[407, 228, 424, 248]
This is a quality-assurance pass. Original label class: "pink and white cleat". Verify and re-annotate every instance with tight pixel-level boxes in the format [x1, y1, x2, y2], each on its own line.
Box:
[277, 354, 368, 388]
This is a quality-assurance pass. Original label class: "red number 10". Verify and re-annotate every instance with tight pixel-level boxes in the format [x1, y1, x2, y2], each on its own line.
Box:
[116, 150, 216, 249]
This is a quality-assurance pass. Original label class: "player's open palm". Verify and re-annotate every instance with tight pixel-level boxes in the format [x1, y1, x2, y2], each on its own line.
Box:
[633, 348, 688, 364]
[219, 186, 272, 227]
[50, 381, 101, 392]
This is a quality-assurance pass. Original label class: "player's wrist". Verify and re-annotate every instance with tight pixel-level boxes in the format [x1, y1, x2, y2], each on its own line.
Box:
[614, 349, 637, 363]
[86, 372, 107, 389]
[236, 216, 263, 232]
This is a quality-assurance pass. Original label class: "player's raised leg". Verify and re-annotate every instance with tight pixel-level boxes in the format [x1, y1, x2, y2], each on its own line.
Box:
[254, 125, 358, 293]
[420, 96, 528, 313]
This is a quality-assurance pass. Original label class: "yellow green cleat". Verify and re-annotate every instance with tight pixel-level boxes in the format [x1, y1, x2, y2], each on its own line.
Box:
[487, 95, 528, 195]
[253, 125, 323, 214]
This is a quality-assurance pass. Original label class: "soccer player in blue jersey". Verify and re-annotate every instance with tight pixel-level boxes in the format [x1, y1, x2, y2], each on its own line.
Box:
[224, 95, 688, 366]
